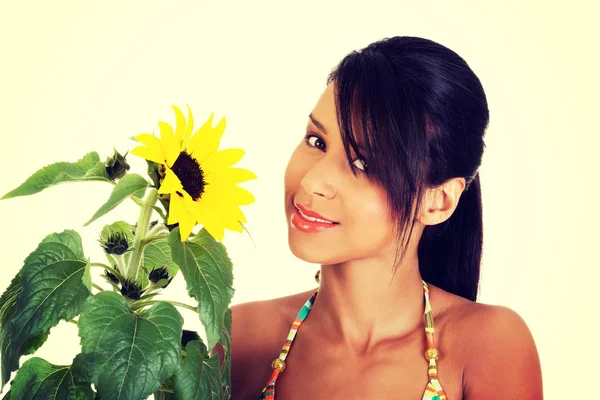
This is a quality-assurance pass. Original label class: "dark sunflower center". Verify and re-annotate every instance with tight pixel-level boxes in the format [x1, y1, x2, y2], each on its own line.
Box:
[171, 151, 207, 201]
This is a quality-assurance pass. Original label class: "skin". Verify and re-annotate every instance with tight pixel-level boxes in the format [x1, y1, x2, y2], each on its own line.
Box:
[218, 83, 543, 399]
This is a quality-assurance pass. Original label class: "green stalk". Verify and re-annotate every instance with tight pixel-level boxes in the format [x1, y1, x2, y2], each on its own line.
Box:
[146, 222, 167, 238]
[91, 262, 125, 282]
[113, 254, 126, 276]
[132, 299, 197, 313]
[92, 283, 104, 292]
[126, 188, 159, 281]
[141, 232, 169, 247]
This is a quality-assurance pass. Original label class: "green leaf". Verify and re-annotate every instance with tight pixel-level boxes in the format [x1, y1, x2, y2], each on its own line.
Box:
[174, 341, 222, 400]
[143, 240, 180, 278]
[40, 230, 86, 260]
[168, 228, 235, 350]
[78, 292, 183, 400]
[0, 273, 21, 395]
[152, 376, 176, 400]
[8, 355, 94, 400]
[1, 152, 111, 199]
[1, 230, 90, 388]
[0, 273, 21, 330]
[219, 308, 232, 392]
[84, 174, 149, 226]
[82, 258, 92, 292]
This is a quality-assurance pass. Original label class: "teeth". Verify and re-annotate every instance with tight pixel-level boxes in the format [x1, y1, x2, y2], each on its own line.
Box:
[298, 208, 334, 224]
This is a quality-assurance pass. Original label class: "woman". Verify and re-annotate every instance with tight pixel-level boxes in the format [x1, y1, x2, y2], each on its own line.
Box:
[226, 36, 543, 399]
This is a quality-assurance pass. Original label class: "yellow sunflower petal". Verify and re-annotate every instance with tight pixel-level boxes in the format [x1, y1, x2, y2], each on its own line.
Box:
[168, 193, 197, 240]
[131, 146, 165, 164]
[177, 211, 196, 241]
[133, 133, 162, 148]
[200, 149, 245, 173]
[189, 199, 224, 242]
[229, 206, 247, 224]
[167, 193, 186, 225]
[221, 202, 249, 225]
[156, 121, 180, 166]
[165, 141, 181, 168]
[187, 112, 215, 155]
[181, 104, 194, 150]
[218, 215, 243, 234]
[225, 218, 245, 233]
[205, 167, 257, 187]
[172, 105, 187, 147]
[187, 114, 227, 164]
[131, 133, 169, 162]
[130, 145, 165, 165]
[158, 168, 183, 194]
[197, 187, 248, 225]
[203, 218, 225, 242]
[230, 186, 255, 205]
[211, 115, 226, 139]
[159, 121, 175, 140]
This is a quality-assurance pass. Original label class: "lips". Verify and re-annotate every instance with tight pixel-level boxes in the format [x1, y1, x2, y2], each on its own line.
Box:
[293, 201, 339, 224]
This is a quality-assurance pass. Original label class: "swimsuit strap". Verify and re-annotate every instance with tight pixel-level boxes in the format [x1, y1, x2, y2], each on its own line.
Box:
[259, 290, 318, 399]
[259, 275, 448, 400]
[422, 280, 447, 400]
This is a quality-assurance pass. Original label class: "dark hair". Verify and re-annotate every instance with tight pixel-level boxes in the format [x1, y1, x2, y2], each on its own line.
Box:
[327, 36, 488, 301]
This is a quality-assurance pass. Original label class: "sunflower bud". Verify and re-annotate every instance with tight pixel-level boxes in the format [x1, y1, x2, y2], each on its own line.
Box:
[105, 265, 120, 284]
[99, 222, 134, 257]
[100, 231, 129, 255]
[120, 279, 145, 300]
[181, 329, 200, 348]
[105, 148, 130, 181]
[149, 266, 173, 288]
[146, 160, 162, 188]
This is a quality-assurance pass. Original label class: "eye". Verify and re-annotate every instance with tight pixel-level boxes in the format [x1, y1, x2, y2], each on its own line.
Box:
[304, 133, 326, 151]
[352, 158, 368, 172]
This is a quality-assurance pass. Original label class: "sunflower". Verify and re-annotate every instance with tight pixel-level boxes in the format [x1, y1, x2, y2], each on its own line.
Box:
[131, 105, 256, 242]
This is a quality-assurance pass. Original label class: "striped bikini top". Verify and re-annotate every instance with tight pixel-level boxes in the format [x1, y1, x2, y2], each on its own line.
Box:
[258, 271, 448, 400]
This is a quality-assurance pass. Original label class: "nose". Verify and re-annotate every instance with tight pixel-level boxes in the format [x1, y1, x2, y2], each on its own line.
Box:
[300, 162, 337, 199]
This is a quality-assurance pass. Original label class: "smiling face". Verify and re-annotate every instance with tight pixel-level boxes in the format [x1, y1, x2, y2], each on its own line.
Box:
[284, 83, 400, 265]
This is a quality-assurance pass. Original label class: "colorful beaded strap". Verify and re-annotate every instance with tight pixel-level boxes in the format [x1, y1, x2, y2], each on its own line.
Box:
[258, 270, 447, 400]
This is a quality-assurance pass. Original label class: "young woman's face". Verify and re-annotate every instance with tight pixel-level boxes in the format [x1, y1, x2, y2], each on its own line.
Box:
[284, 83, 398, 264]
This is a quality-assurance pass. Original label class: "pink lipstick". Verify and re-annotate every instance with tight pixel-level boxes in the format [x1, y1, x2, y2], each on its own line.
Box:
[291, 202, 339, 233]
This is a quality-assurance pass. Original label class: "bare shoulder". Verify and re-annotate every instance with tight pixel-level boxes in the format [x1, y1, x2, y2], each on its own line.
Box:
[441, 293, 543, 399]
[228, 289, 317, 399]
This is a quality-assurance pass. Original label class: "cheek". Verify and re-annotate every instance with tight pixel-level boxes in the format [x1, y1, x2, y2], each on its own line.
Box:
[346, 189, 394, 241]
[284, 148, 307, 190]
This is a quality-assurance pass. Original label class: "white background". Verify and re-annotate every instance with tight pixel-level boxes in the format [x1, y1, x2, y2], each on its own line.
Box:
[0, 1, 597, 398]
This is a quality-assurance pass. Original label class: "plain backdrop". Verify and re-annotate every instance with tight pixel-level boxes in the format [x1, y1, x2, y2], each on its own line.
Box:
[0, 1, 597, 398]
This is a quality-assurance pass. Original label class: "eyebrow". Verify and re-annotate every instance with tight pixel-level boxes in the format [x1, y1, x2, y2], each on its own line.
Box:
[308, 113, 328, 135]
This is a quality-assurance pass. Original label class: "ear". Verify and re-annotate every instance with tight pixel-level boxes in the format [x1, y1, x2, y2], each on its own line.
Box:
[417, 177, 466, 226]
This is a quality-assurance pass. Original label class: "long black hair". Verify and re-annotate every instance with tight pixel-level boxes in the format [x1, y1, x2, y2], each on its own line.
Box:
[327, 36, 489, 301]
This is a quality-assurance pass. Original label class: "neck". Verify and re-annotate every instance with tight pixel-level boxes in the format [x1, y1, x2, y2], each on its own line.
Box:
[307, 251, 425, 356]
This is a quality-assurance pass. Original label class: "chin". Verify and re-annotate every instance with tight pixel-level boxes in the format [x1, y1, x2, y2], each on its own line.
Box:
[287, 231, 343, 265]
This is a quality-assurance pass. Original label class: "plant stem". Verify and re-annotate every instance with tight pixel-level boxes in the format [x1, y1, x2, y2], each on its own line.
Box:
[141, 232, 169, 246]
[92, 283, 104, 292]
[126, 188, 159, 281]
[159, 387, 175, 394]
[114, 254, 126, 276]
[91, 262, 125, 282]
[68, 319, 78, 326]
[146, 222, 167, 238]
[134, 299, 197, 313]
